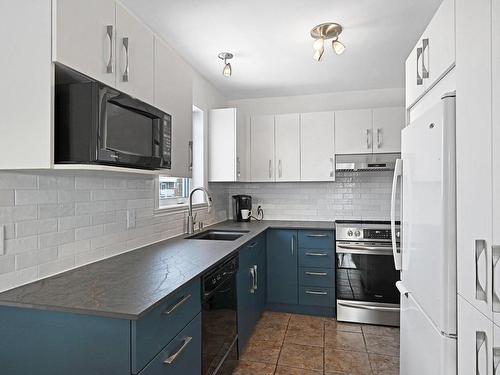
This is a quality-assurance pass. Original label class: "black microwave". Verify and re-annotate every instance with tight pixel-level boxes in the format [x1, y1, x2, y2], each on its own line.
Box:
[55, 78, 171, 170]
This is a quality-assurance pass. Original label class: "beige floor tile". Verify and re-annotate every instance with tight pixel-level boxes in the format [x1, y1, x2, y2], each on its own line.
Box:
[259, 311, 291, 328]
[223, 360, 275, 375]
[325, 329, 366, 352]
[325, 319, 363, 333]
[278, 343, 324, 372]
[362, 324, 400, 339]
[324, 348, 372, 375]
[275, 365, 322, 374]
[369, 353, 400, 375]
[284, 323, 324, 347]
[289, 313, 326, 331]
[250, 321, 287, 344]
[240, 340, 281, 364]
[364, 334, 400, 356]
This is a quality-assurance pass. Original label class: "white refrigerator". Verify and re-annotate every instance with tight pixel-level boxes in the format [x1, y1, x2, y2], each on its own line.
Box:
[391, 92, 457, 374]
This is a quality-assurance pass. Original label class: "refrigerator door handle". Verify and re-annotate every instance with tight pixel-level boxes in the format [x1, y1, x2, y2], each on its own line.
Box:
[493, 246, 500, 311]
[494, 347, 500, 375]
[396, 281, 409, 298]
[476, 331, 488, 375]
[476, 239, 488, 302]
[391, 158, 403, 270]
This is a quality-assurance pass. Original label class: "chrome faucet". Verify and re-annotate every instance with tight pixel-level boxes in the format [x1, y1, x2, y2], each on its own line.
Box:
[187, 187, 213, 234]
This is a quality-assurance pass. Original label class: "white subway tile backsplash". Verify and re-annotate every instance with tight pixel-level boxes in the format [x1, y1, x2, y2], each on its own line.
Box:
[16, 247, 58, 270]
[38, 175, 75, 190]
[5, 236, 38, 254]
[58, 190, 91, 203]
[75, 225, 104, 241]
[15, 190, 58, 205]
[0, 174, 37, 189]
[58, 215, 91, 231]
[38, 203, 75, 219]
[0, 205, 37, 223]
[0, 190, 14, 206]
[0, 256, 15, 275]
[38, 230, 75, 248]
[16, 219, 58, 238]
[58, 240, 90, 258]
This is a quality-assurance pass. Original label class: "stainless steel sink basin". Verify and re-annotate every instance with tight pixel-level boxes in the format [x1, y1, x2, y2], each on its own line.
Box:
[186, 230, 249, 241]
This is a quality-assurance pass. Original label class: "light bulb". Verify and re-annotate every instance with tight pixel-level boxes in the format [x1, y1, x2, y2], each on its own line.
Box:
[313, 48, 324, 61]
[332, 39, 346, 55]
[313, 38, 324, 52]
[223, 62, 232, 77]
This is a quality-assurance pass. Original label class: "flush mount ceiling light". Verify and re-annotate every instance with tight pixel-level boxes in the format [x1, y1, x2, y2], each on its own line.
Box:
[310, 23, 345, 61]
[218, 52, 233, 77]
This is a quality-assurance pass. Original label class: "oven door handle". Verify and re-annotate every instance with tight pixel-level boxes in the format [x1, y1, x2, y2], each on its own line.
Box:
[338, 301, 400, 312]
[336, 245, 395, 256]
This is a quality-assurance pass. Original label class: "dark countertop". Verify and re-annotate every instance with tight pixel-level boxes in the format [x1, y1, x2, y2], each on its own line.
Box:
[0, 220, 334, 320]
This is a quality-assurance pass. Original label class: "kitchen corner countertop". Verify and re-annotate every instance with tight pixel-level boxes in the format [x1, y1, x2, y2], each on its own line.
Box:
[0, 220, 334, 320]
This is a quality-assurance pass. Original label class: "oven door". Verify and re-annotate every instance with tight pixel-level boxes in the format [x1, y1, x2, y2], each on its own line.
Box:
[336, 241, 400, 326]
[97, 86, 166, 169]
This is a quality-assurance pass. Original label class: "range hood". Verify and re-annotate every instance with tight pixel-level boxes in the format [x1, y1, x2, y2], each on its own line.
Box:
[335, 153, 400, 172]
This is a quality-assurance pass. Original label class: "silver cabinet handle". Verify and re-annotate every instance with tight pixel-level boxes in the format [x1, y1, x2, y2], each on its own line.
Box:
[307, 234, 328, 238]
[290, 235, 295, 255]
[268, 160, 272, 179]
[162, 294, 191, 315]
[305, 271, 327, 276]
[493, 246, 500, 311]
[247, 242, 258, 248]
[305, 290, 327, 295]
[253, 265, 258, 291]
[122, 37, 129, 82]
[329, 157, 334, 178]
[188, 141, 193, 171]
[164, 336, 192, 364]
[377, 128, 381, 149]
[416, 47, 423, 85]
[236, 157, 241, 178]
[476, 239, 488, 302]
[305, 252, 328, 257]
[476, 331, 487, 375]
[106, 25, 114, 73]
[250, 266, 256, 293]
[422, 38, 429, 79]
[366, 129, 371, 149]
[278, 159, 282, 178]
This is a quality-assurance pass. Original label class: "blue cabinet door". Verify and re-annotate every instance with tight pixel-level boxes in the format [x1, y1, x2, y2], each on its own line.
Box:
[237, 243, 257, 353]
[266, 229, 298, 305]
[254, 233, 267, 319]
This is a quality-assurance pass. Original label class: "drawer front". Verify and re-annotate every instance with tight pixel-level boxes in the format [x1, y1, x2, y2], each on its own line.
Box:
[139, 313, 202, 375]
[132, 279, 201, 373]
[299, 286, 335, 307]
[298, 248, 334, 268]
[299, 267, 334, 287]
[298, 230, 334, 249]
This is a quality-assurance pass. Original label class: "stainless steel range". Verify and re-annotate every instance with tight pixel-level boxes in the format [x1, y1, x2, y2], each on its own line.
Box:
[335, 220, 401, 326]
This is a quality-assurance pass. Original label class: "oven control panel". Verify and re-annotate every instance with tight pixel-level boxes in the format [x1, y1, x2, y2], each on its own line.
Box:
[335, 222, 400, 242]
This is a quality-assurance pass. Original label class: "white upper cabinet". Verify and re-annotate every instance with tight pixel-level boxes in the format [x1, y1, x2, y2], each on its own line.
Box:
[275, 114, 301, 181]
[115, 3, 154, 104]
[154, 37, 193, 178]
[54, 0, 117, 87]
[335, 109, 373, 154]
[406, 0, 455, 109]
[250, 115, 275, 182]
[372, 107, 405, 153]
[209, 108, 249, 182]
[300, 112, 335, 182]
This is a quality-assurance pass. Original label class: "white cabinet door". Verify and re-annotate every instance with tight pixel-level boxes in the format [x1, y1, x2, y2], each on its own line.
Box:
[116, 3, 154, 104]
[372, 107, 405, 153]
[334, 109, 373, 154]
[422, 0, 455, 88]
[54, 0, 116, 87]
[236, 113, 250, 182]
[209, 108, 237, 182]
[456, 0, 493, 320]
[300, 112, 335, 182]
[458, 295, 493, 375]
[493, 0, 500, 327]
[405, 43, 426, 109]
[154, 38, 193, 178]
[250, 115, 275, 182]
[275, 114, 300, 181]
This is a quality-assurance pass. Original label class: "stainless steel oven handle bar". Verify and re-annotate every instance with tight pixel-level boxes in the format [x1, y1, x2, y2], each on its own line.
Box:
[338, 301, 400, 312]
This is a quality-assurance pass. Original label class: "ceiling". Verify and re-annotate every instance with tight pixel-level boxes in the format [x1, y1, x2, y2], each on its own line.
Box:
[122, 0, 442, 100]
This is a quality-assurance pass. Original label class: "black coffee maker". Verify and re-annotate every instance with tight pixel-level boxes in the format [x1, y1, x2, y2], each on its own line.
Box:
[232, 195, 252, 222]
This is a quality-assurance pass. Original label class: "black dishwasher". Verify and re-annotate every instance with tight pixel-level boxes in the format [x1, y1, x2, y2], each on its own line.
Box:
[202, 255, 239, 375]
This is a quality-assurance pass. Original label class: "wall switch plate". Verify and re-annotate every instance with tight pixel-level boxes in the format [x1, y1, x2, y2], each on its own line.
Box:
[0, 225, 4, 255]
[127, 209, 136, 229]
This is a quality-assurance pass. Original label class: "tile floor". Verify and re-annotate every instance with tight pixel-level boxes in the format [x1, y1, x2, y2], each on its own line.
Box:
[226, 312, 400, 375]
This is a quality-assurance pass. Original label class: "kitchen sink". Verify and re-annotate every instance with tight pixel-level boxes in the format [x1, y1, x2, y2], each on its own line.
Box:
[186, 230, 249, 241]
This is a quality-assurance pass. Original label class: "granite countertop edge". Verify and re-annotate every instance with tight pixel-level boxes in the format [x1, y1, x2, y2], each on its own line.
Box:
[0, 220, 335, 320]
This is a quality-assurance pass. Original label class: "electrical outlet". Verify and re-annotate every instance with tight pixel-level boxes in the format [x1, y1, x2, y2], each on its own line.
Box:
[0, 225, 4, 255]
[127, 209, 136, 229]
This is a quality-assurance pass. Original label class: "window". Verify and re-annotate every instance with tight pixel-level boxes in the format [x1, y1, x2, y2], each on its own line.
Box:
[157, 106, 205, 211]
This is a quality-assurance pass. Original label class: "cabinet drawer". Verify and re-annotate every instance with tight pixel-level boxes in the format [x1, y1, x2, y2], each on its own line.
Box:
[299, 286, 335, 307]
[298, 230, 334, 249]
[132, 279, 201, 373]
[139, 313, 202, 375]
[299, 267, 334, 287]
[298, 248, 334, 268]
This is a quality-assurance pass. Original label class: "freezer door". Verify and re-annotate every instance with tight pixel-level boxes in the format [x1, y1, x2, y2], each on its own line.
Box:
[401, 95, 456, 334]
[401, 292, 456, 375]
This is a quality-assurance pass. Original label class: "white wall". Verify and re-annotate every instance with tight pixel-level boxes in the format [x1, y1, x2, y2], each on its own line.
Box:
[228, 87, 404, 116]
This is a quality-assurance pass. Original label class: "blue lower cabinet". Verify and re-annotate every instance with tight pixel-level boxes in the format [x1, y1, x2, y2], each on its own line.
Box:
[139, 313, 202, 375]
[298, 247, 335, 268]
[298, 230, 334, 249]
[298, 267, 335, 287]
[299, 286, 335, 307]
[0, 306, 130, 375]
[267, 229, 298, 305]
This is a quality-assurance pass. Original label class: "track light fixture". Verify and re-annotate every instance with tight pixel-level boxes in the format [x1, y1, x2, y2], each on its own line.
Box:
[218, 52, 233, 77]
[310, 23, 345, 61]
